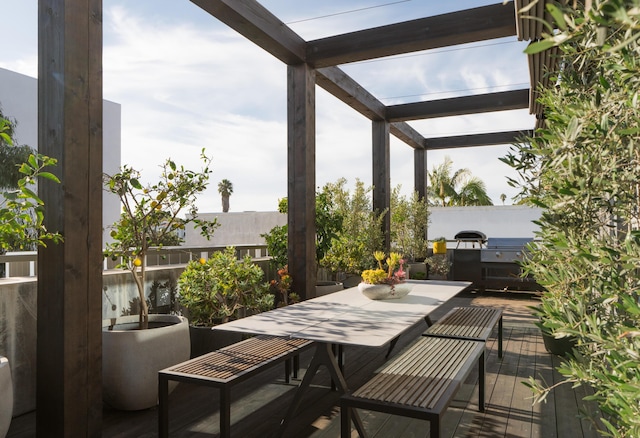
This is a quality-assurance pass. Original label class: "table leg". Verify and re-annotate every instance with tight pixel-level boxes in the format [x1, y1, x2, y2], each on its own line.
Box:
[278, 343, 365, 437]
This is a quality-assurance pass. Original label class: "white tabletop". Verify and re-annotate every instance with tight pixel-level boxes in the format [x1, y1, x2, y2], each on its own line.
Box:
[212, 280, 471, 348]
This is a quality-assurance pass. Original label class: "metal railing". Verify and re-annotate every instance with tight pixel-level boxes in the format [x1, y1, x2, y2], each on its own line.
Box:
[0, 244, 270, 279]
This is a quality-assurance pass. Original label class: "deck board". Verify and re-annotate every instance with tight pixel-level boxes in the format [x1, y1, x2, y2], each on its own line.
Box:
[7, 290, 604, 438]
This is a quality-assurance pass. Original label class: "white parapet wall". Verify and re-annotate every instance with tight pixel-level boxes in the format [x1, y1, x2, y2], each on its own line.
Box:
[428, 205, 542, 241]
[185, 211, 287, 247]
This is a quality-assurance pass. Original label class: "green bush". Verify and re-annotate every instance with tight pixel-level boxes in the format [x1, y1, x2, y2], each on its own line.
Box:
[504, 2, 640, 435]
[177, 247, 273, 326]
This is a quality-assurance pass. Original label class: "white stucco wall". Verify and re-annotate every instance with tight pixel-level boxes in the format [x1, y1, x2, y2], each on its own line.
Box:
[185, 211, 286, 247]
[428, 205, 542, 241]
[0, 67, 121, 248]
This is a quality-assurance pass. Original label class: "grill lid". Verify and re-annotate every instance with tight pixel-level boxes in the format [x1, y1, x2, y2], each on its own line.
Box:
[454, 230, 487, 242]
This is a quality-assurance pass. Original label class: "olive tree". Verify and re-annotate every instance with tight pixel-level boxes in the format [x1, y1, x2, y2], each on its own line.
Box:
[502, 2, 640, 435]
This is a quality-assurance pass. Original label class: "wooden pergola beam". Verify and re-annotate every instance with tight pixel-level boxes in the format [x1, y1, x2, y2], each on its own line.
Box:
[190, 0, 306, 64]
[424, 130, 532, 150]
[390, 122, 425, 150]
[306, 2, 517, 68]
[316, 67, 426, 148]
[386, 89, 530, 122]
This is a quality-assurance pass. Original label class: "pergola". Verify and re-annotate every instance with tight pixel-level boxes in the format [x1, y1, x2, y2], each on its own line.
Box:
[36, 0, 555, 435]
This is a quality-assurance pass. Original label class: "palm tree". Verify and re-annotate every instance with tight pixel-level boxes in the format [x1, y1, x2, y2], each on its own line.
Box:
[218, 179, 233, 212]
[427, 156, 493, 206]
[500, 193, 507, 204]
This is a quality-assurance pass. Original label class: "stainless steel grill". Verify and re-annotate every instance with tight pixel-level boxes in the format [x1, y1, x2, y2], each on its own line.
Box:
[480, 238, 539, 291]
[480, 238, 532, 264]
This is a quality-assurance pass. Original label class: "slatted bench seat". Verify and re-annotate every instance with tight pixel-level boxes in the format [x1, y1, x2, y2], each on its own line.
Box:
[341, 336, 485, 438]
[158, 334, 313, 438]
[423, 306, 503, 358]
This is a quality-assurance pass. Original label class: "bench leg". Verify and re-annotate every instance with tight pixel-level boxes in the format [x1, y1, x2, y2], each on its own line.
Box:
[498, 315, 503, 359]
[285, 358, 292, 384]
[293, 354, 300, 378]
[479, 350, 486, 412]
[158, 374, 169, 438]
[220, 386, 231, 438]
[430, 418, 440, 438]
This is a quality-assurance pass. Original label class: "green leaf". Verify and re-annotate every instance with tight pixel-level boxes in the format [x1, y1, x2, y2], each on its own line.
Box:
[38, 171, 60, 183]
[546, 4, 567, 30]
[130, 178, 142, 189]
[524, 39, 557, 55]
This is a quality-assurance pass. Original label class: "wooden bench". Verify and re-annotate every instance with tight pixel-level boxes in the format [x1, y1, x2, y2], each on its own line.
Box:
[423, 306, 503, 358]
[341, 336, 485, 438]
[158, 334, 313, 438]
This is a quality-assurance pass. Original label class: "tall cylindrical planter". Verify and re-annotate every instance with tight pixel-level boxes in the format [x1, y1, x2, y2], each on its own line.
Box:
[0, 356, 12, 438]
[102, 314, 190, 411]
[433, 240, 447, 255]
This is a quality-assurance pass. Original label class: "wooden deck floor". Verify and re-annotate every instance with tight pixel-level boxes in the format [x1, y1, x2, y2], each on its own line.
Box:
[7, 290, 603, 438]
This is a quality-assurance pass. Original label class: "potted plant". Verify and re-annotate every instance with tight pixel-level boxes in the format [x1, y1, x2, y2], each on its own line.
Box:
[1, 112, 62, 433]
[269, 265, 300, 307]
[177, 246, 274, 357]
[432, 237, 447, 255]
[425, 253, 450, 280]
[390, 187, 430, 261]
[262, 188, 345, 297]
[102, 150, 219, 411]
[358, 251, 411, 300]
[321, 178, 386, 286]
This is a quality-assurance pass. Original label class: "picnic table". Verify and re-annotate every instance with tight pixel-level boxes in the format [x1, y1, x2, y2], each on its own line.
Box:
[212, 279, 471, 435]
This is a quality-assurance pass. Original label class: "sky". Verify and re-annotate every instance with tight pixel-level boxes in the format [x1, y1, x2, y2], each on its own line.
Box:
[1, 1, 534, 213]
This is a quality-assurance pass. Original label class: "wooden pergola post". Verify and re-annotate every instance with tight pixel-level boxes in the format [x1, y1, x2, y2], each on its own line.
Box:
[414, 148, 427, 200]
[287, 64, 317, 300]
[372, 120, 391, 252]
[37, 0, 103, 435]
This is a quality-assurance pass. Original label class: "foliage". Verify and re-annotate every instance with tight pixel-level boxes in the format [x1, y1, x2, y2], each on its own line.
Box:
[217, 178, 233, 213]
[269, 265, 300, 307]
[503, 2, 640, 435]
[427, 156, 493, 206]
[177, 247, 273, 326]
[361, 251, 406, 285]
[321, 178, 386, 275]
[390, 186, 430, 262]
[0, 118, 34, 190]
[425, 254, 450, 277]
[1, 109, 61, 252]
[103, 150, 219, 328]
[261, 187, 344, 271]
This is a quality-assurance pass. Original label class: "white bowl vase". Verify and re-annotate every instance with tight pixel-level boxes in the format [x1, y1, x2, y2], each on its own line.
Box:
[102, 314, 190, 411]
[0, 356, 12, 438]
[358, 282, 413, 300]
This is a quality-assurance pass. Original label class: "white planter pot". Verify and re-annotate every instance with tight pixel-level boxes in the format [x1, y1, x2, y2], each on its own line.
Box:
[0, 356, 12, 438]
[315, 281, 343, 296]
[102, 314, 190, 411]
[358, 282, 413, 300]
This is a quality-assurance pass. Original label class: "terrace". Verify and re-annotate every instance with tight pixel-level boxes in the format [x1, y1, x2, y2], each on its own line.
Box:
[4, 0, 625, 437]
[7, 288, 602, 437]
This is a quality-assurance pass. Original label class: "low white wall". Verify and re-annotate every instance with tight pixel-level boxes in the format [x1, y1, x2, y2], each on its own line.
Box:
[185, 211, 286, 247]
[428, 205, 542, 241]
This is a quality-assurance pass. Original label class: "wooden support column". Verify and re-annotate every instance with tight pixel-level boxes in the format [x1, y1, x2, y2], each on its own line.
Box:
[37, 0, 103, 435]
[287, 64, 316, 300]
[414, 148, 427, 200]
[372, 120, 391, 252]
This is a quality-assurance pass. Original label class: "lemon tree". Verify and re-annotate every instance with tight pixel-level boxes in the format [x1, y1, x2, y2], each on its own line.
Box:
[104, 149, 219, 328]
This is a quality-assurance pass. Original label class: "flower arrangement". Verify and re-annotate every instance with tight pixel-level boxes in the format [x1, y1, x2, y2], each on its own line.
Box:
[361, 251, 407, 286]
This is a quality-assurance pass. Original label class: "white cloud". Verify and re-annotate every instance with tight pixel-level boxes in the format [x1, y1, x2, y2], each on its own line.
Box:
[3, 1, 536, 212]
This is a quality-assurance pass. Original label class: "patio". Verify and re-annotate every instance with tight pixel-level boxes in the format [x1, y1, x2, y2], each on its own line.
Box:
[7, 289, 602, 438]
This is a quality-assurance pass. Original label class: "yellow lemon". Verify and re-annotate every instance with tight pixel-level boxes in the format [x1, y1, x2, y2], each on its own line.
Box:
[133, 258, 142, 267]
[199, 258, 206, 265]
